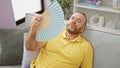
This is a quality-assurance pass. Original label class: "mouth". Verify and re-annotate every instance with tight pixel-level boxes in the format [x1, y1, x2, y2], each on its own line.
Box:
[67, 24, 76, 31]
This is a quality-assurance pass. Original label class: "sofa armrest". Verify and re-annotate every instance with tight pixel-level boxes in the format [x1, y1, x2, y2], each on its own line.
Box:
[21, 33, 39, 68]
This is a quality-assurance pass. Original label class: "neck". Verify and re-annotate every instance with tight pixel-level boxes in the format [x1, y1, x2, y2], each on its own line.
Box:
[66, 31, 80, 40]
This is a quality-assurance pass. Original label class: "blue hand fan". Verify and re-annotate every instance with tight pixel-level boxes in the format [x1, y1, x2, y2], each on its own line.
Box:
[36, 0, 64, 41]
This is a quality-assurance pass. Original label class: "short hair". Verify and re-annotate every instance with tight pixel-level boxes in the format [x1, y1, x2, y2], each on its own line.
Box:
[75, 11, 87, 26]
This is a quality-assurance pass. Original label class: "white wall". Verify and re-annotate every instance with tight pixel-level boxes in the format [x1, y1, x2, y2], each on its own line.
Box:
[0, 0, 16, 28]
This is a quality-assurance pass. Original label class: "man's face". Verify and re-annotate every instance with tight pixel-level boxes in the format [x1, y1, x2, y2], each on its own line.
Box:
[66, 13, 86, 35]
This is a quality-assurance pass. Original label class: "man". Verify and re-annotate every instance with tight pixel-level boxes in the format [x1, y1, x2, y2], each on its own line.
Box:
[25, 12, 93, 68]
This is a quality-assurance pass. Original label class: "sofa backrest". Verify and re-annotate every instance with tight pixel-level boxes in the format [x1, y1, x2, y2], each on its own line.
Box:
[82, 25, 120, 68]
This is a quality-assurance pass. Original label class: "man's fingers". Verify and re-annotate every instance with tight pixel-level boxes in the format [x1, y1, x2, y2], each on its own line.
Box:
[31, 20, 40, 27]
[31, 18, 40, 25]
[34, 14, 42, 22]
[30, 14, 43, 31]
[31, 24, 39, 30]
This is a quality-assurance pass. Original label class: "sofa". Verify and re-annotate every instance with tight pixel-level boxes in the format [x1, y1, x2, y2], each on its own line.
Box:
[0, 23, 26, 68]
[0, 13, 120, 68]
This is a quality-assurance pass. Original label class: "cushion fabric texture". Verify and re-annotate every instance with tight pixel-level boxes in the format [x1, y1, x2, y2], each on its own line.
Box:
[0, 27, 26, 65]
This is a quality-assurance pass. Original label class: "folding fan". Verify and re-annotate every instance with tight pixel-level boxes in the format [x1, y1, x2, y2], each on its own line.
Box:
[36, 0, 64, 41]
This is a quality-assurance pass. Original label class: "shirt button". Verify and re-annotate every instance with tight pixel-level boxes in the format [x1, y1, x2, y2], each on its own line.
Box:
[33, 65, 36, 68]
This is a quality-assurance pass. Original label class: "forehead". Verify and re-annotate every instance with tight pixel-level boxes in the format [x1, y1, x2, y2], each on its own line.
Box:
[71, 13, 86, 23]
[72, 13, 84, 18]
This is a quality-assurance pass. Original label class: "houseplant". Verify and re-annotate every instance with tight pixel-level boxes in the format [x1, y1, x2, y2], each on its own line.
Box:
[51, 0, 73, 20]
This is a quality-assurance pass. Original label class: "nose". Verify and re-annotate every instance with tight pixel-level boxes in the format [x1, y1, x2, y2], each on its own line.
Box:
[71, 19, 76, 24]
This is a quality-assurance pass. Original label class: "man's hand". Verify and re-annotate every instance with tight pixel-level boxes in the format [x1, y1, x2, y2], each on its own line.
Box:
[30, 14, 42, 34]
[25, 14, 44, 51]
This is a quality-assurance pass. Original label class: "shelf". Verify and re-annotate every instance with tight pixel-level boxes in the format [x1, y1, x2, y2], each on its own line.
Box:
[75, 5, 120, 14]
[86, 24, 120, 36]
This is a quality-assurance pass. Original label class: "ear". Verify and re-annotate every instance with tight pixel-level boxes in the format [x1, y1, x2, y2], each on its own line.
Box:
[80, 26, 85, 32]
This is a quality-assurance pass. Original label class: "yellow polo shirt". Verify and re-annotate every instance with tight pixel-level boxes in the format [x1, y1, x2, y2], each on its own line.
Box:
[31, 30, 93, 68]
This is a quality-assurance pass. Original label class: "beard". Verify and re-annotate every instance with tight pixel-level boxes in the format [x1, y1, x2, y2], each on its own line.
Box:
[66, 25, 81, 35]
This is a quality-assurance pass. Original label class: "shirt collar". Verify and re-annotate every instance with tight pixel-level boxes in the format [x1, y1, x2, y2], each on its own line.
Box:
[62, 30, 82, 43]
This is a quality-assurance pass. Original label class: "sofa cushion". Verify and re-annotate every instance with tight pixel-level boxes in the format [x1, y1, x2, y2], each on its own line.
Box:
[82, 26, 120, 68]
[25, 13, 36, 32]
[0, 28, 26, 65]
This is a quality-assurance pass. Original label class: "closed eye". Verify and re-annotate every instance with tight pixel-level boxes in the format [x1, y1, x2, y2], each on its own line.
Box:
[76, 19, 81, 23]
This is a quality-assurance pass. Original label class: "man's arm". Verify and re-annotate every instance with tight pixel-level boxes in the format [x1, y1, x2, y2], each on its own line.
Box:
[80, 43, 93, 68]
[25, 15, 45, 51]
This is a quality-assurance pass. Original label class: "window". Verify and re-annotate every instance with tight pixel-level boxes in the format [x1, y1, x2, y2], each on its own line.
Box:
[11, 0, 44, 25]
